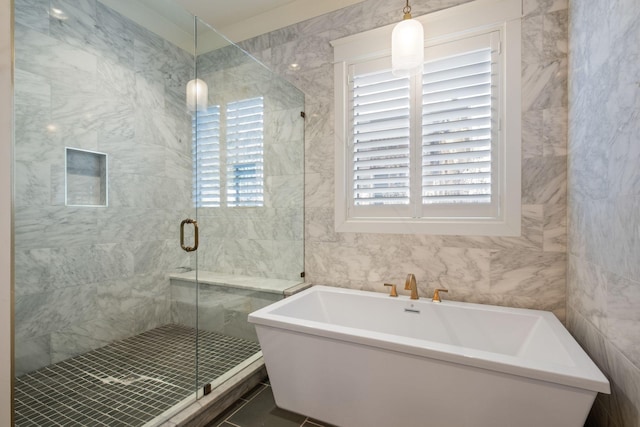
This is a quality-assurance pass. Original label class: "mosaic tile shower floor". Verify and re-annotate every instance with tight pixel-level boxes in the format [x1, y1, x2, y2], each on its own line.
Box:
[14, 324, 261, 427]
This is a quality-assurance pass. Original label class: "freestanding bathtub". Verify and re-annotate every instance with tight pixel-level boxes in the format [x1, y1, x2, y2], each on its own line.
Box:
[248, 285, 609, 427]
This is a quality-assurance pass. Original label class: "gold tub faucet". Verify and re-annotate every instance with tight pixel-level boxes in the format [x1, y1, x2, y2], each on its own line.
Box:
[404, 273, 419, 300]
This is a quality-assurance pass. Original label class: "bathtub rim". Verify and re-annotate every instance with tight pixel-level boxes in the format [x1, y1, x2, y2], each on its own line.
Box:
[248, 285, 610, 394]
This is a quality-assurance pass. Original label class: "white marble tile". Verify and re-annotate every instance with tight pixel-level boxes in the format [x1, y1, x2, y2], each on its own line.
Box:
[522, 58, 567, 112]
[14, 248, 52, 296]
[543, 107, 568, 157]
[100, 138, 166, 178]
[97, 56, 136, 100]
[265, 175, 303, 208]
[51, 84, 136, 142]
[14, 335, 51, 376]
[14, 23, 97, 90]
[94, 2, 135, 66]
[543, 203, 566, 252]
[306, 241, 490, 295]
[543, 9, 568, 60]
[271, 239, 304, 280]
[14, 206, 99, 250]
[50, 298, 171, 364]
[305, 207, 338, 244]
[523, 0, 567, 17]
[14, 160, 51, 208]
[14, 0, 49, 34]
[567, 255, 608, 332]
[96, 274, 170, 319]
[132, 239, 190, 275]
[108, 173, 190, 208]
[48, 0, 97, 50]
[14, 284, 99, 339]
[96, 208, 175, 243]
[490, 249, 566, 301]
[522, 14, 544, 65]
[522, 109, 544, 160]
[441, 205, 544, 251]
[265, 142, 304, 177]
[48, 243, 134, 287]
[522, 155, 567, 205]
[607, 114, 640, 199]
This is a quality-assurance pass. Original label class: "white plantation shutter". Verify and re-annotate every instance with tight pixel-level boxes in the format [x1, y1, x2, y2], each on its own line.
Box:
[351, 67, 411, 207]
[332, 2, 521, 235]
[226, 97, 264, 207]
[421, 47, 495, 206]
[193, 105, 221, 208]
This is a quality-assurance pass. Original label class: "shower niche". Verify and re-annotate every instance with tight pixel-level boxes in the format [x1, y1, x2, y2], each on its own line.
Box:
[65, 148, 108, 207]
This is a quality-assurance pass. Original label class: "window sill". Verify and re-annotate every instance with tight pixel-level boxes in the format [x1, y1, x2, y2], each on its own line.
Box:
[335, 215, 521, 237]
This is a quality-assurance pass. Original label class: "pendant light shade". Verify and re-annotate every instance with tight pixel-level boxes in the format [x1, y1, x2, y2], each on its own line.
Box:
[391, 1, 424, 77]
[186, 78, 208, 112]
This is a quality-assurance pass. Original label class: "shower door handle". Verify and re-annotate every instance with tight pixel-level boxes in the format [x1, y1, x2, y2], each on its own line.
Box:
[180, 219, 199, 252]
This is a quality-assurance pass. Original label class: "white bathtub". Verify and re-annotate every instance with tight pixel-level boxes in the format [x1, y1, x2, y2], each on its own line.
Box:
[248, 285, 609, 427]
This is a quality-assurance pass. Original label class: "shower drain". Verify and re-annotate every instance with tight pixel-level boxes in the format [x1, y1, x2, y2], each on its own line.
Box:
[85, 371, 171, 386]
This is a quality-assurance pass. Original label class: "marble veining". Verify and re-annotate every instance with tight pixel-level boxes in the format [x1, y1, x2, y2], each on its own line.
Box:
[14, 0, 304, 376]
[13, 0, 194, 374]
[237, 0, 568, 320]
[568, 0, 640, 425]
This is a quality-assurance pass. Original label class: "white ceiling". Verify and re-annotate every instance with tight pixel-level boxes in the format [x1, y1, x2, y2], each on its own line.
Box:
[99, 0, 366, 52]
[173, 0, 366, 42]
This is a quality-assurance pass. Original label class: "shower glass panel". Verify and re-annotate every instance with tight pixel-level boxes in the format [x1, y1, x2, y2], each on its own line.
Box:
[13, 0, 305, 425]
[12, 0, 199, 425]
[173, 18, 306, 396]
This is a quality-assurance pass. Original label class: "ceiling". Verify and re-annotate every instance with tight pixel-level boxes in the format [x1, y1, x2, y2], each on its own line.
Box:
[99, 0, 366, 52]
[173, 0, 366, 42]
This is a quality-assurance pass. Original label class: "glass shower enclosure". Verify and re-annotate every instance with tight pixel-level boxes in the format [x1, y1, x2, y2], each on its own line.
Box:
[12, 0, 304, 425]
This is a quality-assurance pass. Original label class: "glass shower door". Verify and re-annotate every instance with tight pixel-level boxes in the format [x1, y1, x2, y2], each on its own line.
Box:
[190, 17, 306, 397]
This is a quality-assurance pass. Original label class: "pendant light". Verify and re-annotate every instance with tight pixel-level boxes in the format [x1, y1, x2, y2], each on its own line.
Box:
[391, 0, 424, 77]
[186, 78, 208, 112]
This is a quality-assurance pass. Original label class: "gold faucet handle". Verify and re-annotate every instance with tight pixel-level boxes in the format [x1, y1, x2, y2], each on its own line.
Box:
[384, 283, 398, 297]
[432, 288, 448, 303]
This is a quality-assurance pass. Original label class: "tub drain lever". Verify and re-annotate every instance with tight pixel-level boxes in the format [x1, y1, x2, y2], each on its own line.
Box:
[432, 288, 448, 303]
[383, 283, 398, 297]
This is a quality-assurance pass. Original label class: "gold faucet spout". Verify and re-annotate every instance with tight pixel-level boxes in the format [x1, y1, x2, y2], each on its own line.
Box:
[404, 273, 419, 300]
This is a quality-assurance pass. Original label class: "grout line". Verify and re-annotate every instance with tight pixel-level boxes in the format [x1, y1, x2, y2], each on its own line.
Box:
[302, 418, 327, 427]
[216, 396, 251, 425]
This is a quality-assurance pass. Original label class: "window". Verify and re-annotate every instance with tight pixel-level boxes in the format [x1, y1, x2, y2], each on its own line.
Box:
[332, 0, 521, 236]
[226, 97, 264, 207]
[192, 97, 264, 208]
[193, 105, 221, 207]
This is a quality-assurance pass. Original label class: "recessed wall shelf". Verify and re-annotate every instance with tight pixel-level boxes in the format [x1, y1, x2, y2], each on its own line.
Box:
[65, 148, 108, 207]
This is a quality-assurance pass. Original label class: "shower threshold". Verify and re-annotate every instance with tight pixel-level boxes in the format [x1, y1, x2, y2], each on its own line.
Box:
[14, 324, 261, 427]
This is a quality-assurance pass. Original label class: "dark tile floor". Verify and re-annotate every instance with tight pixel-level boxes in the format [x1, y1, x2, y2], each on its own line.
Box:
[206, 380, 336, 427]
[14, 325, 261, 427]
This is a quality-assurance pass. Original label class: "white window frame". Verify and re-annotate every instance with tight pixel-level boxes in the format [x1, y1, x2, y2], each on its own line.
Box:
[331, 0, 522, 236]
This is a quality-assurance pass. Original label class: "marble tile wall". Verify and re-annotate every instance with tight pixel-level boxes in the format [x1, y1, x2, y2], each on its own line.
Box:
[13, 0, 194, 375]
[194, 44, 305, 281]
[237, 0, 569, 317]
[567, 0, 640, 425]
[170, 278, 281, 342]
